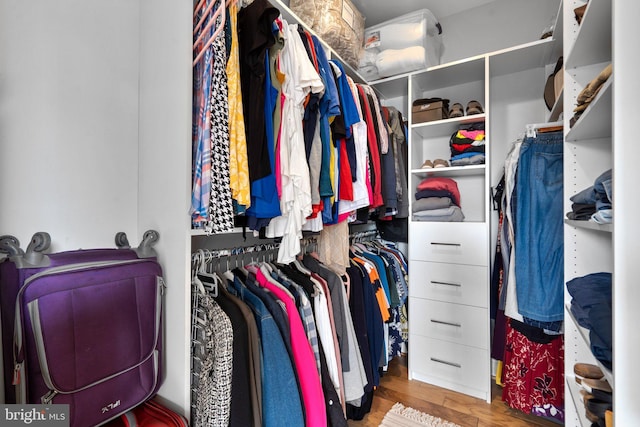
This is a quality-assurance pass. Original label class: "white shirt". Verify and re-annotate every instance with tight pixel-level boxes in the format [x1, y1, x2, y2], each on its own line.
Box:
[266, 20, 324, 263]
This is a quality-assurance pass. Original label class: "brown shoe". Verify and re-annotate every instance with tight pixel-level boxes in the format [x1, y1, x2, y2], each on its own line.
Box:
[449, 103, 464, 118]
[574, 363, 605, 381]
[581, 378, 612, 394]
[466, 100, 484, 115]
[433, 159, 450, 168]
[420, 159, 434, 169]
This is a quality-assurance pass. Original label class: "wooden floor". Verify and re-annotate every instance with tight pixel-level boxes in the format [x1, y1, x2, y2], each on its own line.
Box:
[347, 355, 561, 427]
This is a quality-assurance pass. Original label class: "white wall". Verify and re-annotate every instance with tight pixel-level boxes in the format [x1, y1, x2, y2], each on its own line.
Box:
[613, 0, 640, 422]
[439, 0, 560, 63]
[1, 0, 194, 416]
[138, 0, 192, 417]
[0, 0, 141, 251]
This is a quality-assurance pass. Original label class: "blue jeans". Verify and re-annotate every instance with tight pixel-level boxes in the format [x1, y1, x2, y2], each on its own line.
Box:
[570, 168, 612, 211]
[514, 131, 564, 322]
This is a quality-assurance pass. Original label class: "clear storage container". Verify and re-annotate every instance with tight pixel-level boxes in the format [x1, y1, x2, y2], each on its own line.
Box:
[358, 9, 443, 81]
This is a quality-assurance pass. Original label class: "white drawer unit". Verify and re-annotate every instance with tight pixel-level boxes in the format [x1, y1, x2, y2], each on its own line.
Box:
[409, 298, 488, 349]
[408, 334, 490, 400]
[410, 261, 488, 307]
[408, 222, 488, 266]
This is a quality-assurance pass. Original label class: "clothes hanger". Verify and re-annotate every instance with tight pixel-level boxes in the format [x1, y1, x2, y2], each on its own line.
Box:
[193, 0, 223, 36]
[197, 270, 220, 297]
[193, 0, 207, 18]
[194, 249, 221, 297]
[525, 120, 563, 138]
[192, 0, 226, 67]
[191, 250, 207, 295]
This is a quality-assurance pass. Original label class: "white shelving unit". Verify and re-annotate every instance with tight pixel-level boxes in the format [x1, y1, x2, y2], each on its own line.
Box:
[367, 29, 564, 401]
[563, 0, 613, 425]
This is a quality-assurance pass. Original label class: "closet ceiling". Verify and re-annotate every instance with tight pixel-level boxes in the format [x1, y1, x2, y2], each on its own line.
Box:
[349, 0, 497, 26]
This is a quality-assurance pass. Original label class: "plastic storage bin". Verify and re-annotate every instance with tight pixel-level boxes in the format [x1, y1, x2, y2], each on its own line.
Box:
[359, 9, 443, 81]
[289, 0, 365, 69]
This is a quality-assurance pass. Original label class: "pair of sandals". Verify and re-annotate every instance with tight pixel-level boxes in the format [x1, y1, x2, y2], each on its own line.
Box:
[449, 100, 483, 118]
[420, 158, 449, 169]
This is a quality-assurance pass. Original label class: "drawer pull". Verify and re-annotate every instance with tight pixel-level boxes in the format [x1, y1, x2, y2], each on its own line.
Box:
[430, 357, 462, 368]
[430, 319, 461, 328]
[430, 242, 461, 247]
[430, 280, 461, 287]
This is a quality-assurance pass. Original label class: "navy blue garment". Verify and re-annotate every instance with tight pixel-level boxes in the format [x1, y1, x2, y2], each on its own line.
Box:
[588, 301, 613, 370]
[510, 319, 559, 344]
[566, 272, 612, 312]
[235, 269, 293, 356]
[344, 263, 373, 421]
[352, 257, 384, 388]
[522, 317, 563, 334]
[345, 264, 373, 392]
[566, 272, 612, 367]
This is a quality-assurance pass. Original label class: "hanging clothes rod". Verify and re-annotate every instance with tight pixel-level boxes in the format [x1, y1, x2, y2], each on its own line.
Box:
[350, 229, 379, 243]
[191, 243, 280, 261]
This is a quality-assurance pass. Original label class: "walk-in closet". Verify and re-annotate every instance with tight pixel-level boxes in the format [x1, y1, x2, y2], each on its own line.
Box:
[1, 0, 638, 426]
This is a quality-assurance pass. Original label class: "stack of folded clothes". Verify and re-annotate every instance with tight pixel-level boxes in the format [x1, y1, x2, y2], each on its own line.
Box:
[566, 272, 612, 370]
[449, 122, 485, 166]
[412, 177, 464, 222]
[566, 169, 612, 224]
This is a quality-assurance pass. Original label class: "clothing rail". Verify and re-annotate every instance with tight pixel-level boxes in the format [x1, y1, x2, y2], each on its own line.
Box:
[350, 229, 379, 243]
[299, 235, 319, 255]
[191, 243, 280, 273]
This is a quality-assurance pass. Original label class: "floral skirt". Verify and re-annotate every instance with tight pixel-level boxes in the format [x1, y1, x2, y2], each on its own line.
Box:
[501, 319, 565, 423]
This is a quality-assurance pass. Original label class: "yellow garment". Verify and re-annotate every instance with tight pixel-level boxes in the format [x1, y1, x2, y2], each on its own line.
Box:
[225, 3, 251, 207]
[495, 360, 504, 386]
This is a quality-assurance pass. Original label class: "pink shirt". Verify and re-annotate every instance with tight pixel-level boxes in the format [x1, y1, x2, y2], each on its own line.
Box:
[254, 268, 327, 427]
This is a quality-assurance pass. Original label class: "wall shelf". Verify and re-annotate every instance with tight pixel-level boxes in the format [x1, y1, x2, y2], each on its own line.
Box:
[565, 0, 612, 69]
[565, 77, 612, 142]
[564, 219, 612, 233]
[411, 165, 485, 178]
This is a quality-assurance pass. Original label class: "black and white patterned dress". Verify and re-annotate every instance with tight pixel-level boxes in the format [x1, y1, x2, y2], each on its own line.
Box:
[206, 21, 235, 233]
[192, 289, 234, 427]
